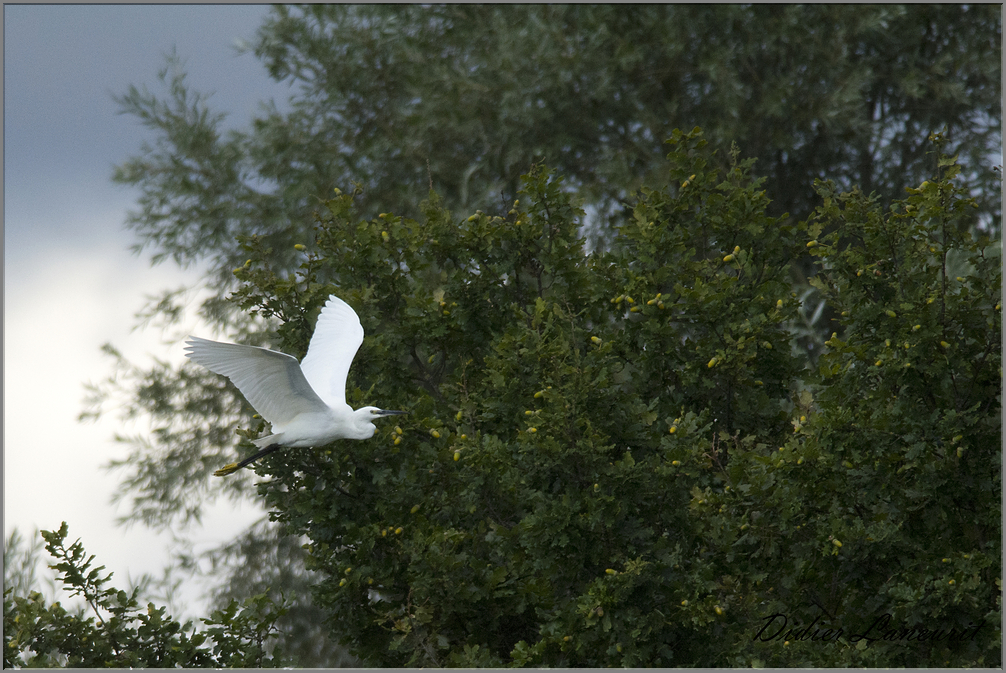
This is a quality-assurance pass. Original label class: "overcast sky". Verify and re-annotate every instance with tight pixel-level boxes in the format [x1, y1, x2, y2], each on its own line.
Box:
[4, 5, 294, 617]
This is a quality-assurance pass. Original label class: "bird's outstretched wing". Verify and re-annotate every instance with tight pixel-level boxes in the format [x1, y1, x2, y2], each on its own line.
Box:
[184, 337, 329, 425]
[299, 295, 365, 409]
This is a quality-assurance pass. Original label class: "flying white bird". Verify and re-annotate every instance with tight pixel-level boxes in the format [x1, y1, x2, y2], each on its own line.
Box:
[185, 295, 406, 476]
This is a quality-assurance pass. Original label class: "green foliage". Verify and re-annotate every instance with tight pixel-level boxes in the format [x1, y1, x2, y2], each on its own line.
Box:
[113, 5, 1000, 282]
[191, 516, 358, 667]
[198, 129, 998, 666]
[4, 528, 50, 602]
[92, 11, 1000, 663]
[80, 339, 259, 528]
[3, 523, 291, 668]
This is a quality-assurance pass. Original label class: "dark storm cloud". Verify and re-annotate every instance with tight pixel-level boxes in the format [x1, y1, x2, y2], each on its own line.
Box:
[5, 4, 288, 250]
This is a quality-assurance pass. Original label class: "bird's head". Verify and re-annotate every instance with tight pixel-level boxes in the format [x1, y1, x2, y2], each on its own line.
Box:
[352, 406, 408, 438]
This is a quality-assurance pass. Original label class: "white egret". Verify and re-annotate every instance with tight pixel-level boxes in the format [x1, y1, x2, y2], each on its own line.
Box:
[185, 295, 406, 477]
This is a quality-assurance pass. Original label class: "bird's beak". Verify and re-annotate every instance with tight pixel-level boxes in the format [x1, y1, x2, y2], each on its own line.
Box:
[376, 409, 408, 416]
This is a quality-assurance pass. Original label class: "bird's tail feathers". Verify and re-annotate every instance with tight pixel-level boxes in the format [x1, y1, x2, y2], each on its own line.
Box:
[253, 433, 283, 448]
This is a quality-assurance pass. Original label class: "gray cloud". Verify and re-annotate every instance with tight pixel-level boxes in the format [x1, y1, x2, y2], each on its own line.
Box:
[5, 5, 288, 251]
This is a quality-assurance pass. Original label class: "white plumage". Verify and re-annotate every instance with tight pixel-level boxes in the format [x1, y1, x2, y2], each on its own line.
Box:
[185, 295, 405, 476]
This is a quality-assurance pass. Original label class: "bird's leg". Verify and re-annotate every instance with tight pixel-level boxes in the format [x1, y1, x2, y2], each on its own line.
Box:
[213, 444, 283, 477]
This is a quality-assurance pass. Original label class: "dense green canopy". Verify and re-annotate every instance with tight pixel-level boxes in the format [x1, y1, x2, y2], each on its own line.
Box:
[214, 129, 998, 666]
[114, 4, 1000, 282]
[8, 5, 997, 667]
